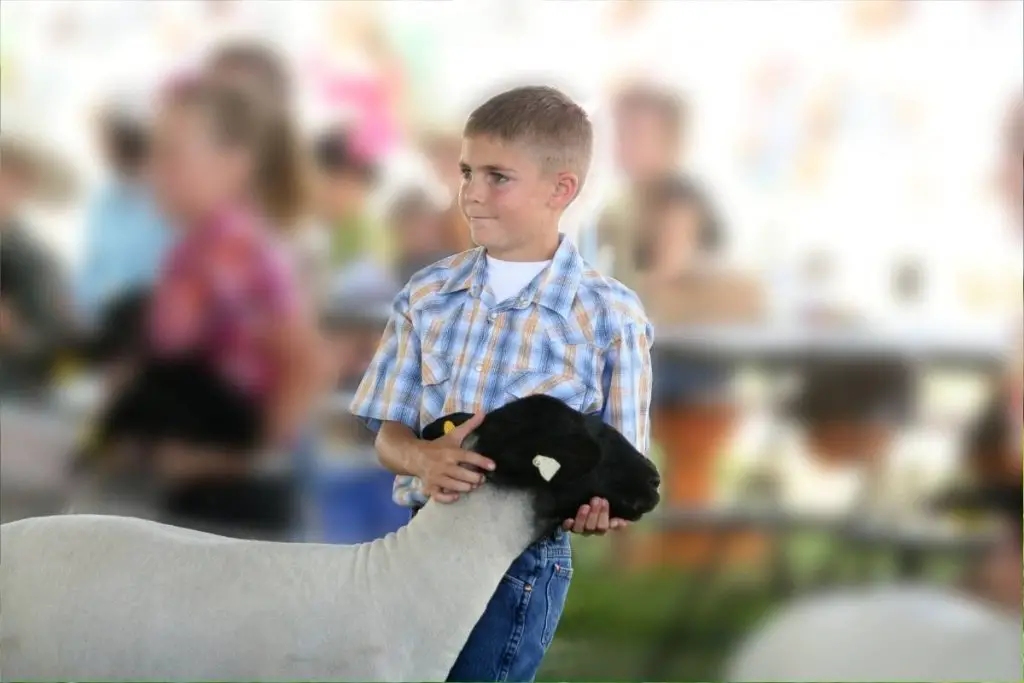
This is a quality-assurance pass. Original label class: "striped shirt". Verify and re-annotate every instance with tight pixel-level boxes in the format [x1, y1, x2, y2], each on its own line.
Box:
[350, 234, 654, 507]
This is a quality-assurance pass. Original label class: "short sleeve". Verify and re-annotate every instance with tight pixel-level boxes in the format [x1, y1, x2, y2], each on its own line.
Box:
[349, 283, 423, 434]
[601, 318, 654, 456]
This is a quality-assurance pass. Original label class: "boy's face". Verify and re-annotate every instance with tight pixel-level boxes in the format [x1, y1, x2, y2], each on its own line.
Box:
[458, 135, 577, 260]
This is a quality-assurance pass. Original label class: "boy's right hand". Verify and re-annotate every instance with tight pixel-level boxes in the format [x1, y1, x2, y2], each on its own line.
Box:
[411, 413, 494, 503]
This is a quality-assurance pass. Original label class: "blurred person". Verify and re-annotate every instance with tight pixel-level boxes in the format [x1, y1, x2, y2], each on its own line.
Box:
[203, 40, 308, 232]
[727, 482, 1020, 682]
[138, 78, 324, 536]
[204, 40, 321, 297]
[74, 102, 173, 324]
[0, 133, 77, 396]
[998, 93, 1022, 458]
[350, 86, 653, 682]
[422, 128, 474, 253]
[635, 175, 762, 326]
[997, 93, 1023, 232]
[592, 82, 691, 289]
[311, 125, 391, 272]
[630, 175, 763, 564]
[788, 359, 915, 470]
[386, 186, 451, 285]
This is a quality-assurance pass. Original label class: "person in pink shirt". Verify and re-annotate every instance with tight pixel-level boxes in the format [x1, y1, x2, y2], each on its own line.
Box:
[146, 76, 322, 482]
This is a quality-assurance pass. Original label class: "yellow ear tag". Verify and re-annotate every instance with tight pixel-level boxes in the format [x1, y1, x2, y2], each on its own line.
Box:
[443, 420, 456, 436]
[532, 455, 561, 482]
[52, 353, 81, 383]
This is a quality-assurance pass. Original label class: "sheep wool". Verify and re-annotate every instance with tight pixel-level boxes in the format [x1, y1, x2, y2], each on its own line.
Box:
[0, 485, 535, 682]
[726, 583, 1021, 682]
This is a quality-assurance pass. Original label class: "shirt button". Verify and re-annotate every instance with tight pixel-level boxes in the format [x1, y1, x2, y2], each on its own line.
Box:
[488, 313, 496, 322]
[475, 363, 484, 372]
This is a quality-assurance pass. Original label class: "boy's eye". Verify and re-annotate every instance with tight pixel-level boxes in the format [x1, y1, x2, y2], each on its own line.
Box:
[459, 167, 472, 181]
[489, 172, 509, 185]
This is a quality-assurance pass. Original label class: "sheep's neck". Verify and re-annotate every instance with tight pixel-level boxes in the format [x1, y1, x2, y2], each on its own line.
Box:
[361, 485, 538, 677]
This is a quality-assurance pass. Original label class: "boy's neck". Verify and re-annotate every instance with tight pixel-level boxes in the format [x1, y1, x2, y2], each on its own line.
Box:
[485, 232, 559, 262]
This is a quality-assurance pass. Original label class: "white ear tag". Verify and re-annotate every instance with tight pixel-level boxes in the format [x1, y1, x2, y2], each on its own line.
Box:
[532, 455, 561, 482]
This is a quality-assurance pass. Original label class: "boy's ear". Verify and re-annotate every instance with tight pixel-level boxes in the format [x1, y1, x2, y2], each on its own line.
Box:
[548, 171, 580, 211]
[421, 413, 475, 441]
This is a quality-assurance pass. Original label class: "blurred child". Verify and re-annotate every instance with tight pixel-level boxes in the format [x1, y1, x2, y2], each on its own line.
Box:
[75, 101, 173, 324]
[204, 41, 308, 233]
[635, 175, 762, 323]
[351, 85, 653, 681]
[593, 82, 690, 288]
[146, 77, 322, 501]
[422, 129, 474, 253]
[312, 124, 390, 272]
[788, 359, 915, 471]
[205, 41, 329, 309]
[386, 186, 450, 284]
[0, 134, 76, 395]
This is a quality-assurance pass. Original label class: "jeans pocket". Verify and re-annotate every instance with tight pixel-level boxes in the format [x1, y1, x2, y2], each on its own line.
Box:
[540, 562, 574, 649]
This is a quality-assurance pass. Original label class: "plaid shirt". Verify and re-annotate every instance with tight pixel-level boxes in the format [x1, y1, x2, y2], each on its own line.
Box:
[350, 234, 654, 507]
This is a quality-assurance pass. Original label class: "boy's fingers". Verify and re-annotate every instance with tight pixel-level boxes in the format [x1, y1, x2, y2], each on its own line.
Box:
[458, 451, 496, 472]
[438, 475, 474, 492]
[597, 500, 610, 530]
[432, 491, 459, 503]
[570, 505, 589, 533]
[449, 412, 485, 441]
[562, 518, 574, 530]
[445, 463, 485, 485]
[584, 506, 601, 532]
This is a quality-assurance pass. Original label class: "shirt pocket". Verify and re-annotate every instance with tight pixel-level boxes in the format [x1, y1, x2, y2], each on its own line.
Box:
[420, 351, 453, 420]
[504, 369, 591, 413]
[507, 324, 603, 413]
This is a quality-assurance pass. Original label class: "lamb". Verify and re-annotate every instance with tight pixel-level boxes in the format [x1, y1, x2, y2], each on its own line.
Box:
[725, 583, 1022, 682]
[0, 394, 662, 682]
[727, 481, 1022, 682]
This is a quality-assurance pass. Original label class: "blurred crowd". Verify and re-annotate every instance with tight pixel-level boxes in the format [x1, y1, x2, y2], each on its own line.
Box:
[1, 0, 1021, 524]
[0, 1, 1021, 679]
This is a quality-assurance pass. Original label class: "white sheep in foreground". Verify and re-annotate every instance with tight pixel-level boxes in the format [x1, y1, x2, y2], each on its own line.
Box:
[0, 395, 662, 682]
[726, 583, 1022, 682]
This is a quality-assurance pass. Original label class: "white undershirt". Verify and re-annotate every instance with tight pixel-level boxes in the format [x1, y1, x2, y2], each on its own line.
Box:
[485, 255, 550, 303]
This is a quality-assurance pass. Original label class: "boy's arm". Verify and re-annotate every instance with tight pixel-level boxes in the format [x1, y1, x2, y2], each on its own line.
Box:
[349, 290, 493, 499]
[564, 316, 654, 535]
[350, 284, 424, 435]
[601, 318, 654, 456]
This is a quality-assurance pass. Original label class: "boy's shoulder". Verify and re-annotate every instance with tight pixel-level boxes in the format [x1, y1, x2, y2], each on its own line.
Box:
[575, 262, 651, 332]
[402, 247, 482, 307]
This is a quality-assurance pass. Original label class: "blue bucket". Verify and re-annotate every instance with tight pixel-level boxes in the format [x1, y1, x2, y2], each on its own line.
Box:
[310, 466, 410, 544]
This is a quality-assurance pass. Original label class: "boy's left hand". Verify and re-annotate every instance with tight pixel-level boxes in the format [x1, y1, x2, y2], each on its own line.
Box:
[562, 498, 630, 536]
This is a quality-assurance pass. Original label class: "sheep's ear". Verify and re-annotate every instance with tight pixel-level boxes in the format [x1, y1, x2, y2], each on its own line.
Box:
[421, 413, 475, 441]
[532, 454, 561, 482]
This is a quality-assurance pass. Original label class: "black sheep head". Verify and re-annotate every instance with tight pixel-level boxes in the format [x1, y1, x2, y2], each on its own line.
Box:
[422, 395, 661, 533]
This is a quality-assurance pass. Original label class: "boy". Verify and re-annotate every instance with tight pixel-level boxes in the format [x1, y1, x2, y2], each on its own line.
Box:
[350, 85, 653, 682]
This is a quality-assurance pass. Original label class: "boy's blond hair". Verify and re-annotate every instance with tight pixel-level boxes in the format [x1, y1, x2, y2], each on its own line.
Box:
[464, 86, 593, 190]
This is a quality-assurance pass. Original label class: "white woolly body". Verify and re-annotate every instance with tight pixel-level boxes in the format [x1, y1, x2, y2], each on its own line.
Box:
[0, 485, 536, 682]
[727, 583, 1022, 682]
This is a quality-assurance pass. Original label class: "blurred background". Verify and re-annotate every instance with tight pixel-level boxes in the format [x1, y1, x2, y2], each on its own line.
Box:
[1, 0, 1021, 680]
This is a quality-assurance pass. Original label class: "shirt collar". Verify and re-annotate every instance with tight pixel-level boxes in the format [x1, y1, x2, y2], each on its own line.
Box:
[438, 233, 584, 319]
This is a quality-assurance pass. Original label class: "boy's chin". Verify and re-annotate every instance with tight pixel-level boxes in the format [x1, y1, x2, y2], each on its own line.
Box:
[468, 221, 507, 248]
